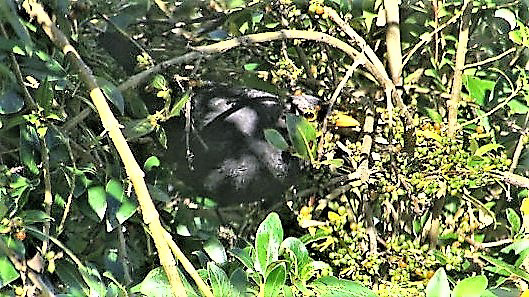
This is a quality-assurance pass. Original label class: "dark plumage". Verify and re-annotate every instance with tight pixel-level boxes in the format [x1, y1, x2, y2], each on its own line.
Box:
[165, 85, 305, 205]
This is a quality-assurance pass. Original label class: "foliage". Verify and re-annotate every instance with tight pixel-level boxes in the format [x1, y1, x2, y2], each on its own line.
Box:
[129, 212, 377, 296]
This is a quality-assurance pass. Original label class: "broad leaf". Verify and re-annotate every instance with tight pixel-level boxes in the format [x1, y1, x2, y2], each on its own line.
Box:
[19, 124, 40, 175]
[208, 262, 236, 297]
[452, 275, 487, 297]
[280, 237, 310, 278]
[481, 255, 529, 281]
[97, 77, 124, 115]
[506, 208, 521, 236]
[264, 129, 289, 151]
[105, 179, 137, 231]
[0, 255, 19, 288]
[204, 237, 227, 264]
[474, 144, 502, 157]
[263, 263, 286, 297]
[425, 268, 450, 297]
[255, 212, 283, 274]
[286, 114, 316, 160]
[229, 248, 255, 271]
[87, 186, 107, 221]
[463, 75, 495, 106]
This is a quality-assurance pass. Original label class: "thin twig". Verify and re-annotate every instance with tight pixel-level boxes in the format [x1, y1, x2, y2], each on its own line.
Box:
[41, 135, 53, 255]
[510, 112, 529, 172]
[402, 1, 469, 68]
[56, 128, 77, 236]
[464, 47, 516, 69]
[317, 60, 364, 161]
[457, 86, 521, 130]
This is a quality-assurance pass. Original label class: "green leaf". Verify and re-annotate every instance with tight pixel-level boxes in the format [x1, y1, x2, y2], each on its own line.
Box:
[96, 77, 124, 115]
[105, 179, 137, 231]
[19, 124, 40, 175]
[280, 237, 310, 277]
[156, 125, 167, 149]
[474, 143, 502, 157]
[169, 92, 191, 118]
[255, 212, 283, 274]
[122, 118, 156, 141]
[204, 237, 227, 264]
[230, 268, 248, 295]
[300, 261, 331, 282]
[0, 0, 33, 52]
[147, 184, 170, 202]
[130, 267, 180, 297]
[87, 186, 107, 221]
[452, 275, 487, 297]
[311, 276, 377, 297]
[510, 29, 524, 45]
[0, 88, 24, 114]
[19, 210, 52, 224]
[480, 290, 499, 297]
[144, 156, 160, 171]
[480, 254, 529, 281]
[506, 208, 521, 236]
[0, 255, 19, 288]
[501, 240, 529, 255]
[244, 63, 260, 71]
[263, 263, 286, 297]
[425, 268, 450, 297]
[508, 99, 529, 114]
[208, 262, 235, 297]
[417, 129, 443, 143]
[463, 75, 495, 106]
[286, 114, 317, 160]
[78, 264, 107, 297]
[151, 74, 167, 90]
[55, 259, 88, 295]
[35, 78, 53, 112]
[424, 107, 443, 123]
[229, 248, 255, 271]
[264, 129, 289, 151]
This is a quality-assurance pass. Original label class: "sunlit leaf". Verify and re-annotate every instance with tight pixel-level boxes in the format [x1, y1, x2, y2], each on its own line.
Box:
[474, 143, 502, 157]
[255, 212, 283, 274]
[425, 268, 450, 297]
[204, 237, 228, 264]
[87, 186, 107, 221]
[286, 114, 317, 160]
[263, 263, 286, 297]
[452, 275, 487, 297]
[0, 255, 19, 288]
[463, 75, 495, 106]
[505, 208, 521, 235]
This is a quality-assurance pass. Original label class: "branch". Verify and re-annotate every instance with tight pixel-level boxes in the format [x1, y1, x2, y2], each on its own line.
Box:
[118, 30, 385, 96]
[447, 0, 472, 137]
[384, 0, 403, 85]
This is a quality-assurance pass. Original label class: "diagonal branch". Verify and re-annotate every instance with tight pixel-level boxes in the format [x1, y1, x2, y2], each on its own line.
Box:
[21, 0, 187, 295]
